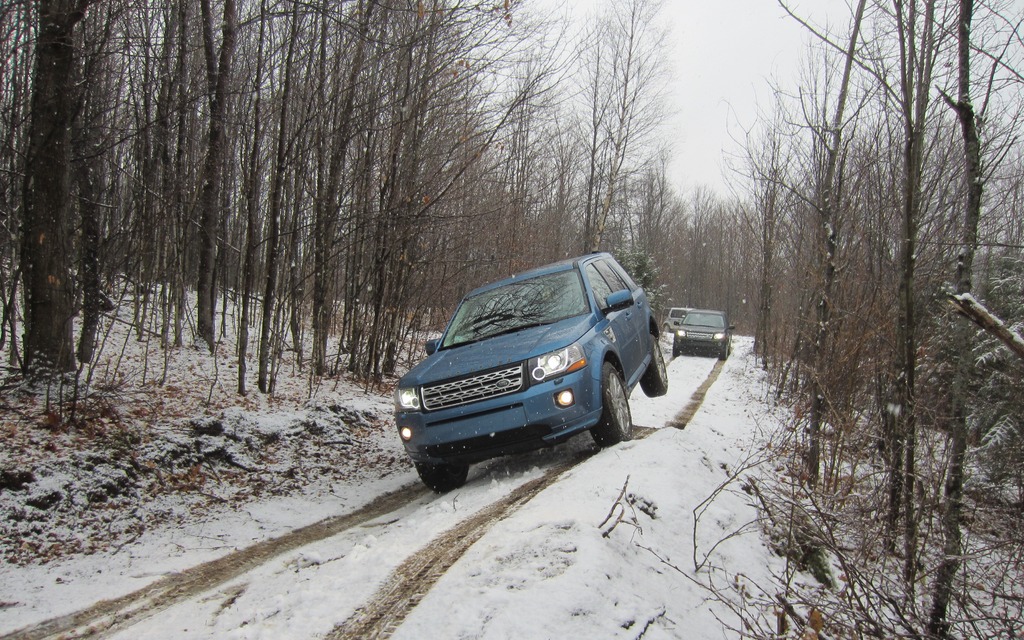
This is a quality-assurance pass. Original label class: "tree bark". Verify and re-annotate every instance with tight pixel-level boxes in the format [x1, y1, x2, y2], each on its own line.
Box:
[195, 0, 236, 352]
[928, 1, 980, 632]
[21, 0, 92, 376]
[805, 0, 866, 487]
[890, 0, 937, 588]
[258, 0, 300, 394]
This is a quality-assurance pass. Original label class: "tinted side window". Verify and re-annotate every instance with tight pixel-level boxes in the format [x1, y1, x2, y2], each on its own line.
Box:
[585, 264, 614, 308]
[606, 259, 638, 290]
[594, 260, 628, 293]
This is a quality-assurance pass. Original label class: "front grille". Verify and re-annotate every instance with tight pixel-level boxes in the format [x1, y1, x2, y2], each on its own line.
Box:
[421, 365, 524, 411]
[687, 331, 716, 340]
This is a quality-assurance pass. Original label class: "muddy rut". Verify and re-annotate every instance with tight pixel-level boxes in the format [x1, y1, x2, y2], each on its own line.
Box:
[5, 360, 723, 640]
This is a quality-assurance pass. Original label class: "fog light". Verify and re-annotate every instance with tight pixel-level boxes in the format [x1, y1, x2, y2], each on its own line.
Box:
[555, 389, 575, 407]
[399, 427, 413, 441]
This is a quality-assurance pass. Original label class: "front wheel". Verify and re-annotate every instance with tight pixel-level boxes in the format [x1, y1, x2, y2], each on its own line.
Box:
[639, 334, 669, 397]
[415, 461, 469, 493]
[591, 362, 633, 447]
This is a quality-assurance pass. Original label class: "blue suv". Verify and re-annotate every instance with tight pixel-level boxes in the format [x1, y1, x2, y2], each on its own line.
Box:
[394, 253, 669, 491]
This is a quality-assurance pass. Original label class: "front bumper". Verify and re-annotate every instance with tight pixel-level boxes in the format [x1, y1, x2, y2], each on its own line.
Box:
[674, 334, 728, 355]
[396, 366, 602, 465]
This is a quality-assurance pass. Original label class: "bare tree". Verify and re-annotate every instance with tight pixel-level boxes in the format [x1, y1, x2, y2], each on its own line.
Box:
[928, 0, 983, 633]
[578, 0, 667, 252]
[780, 0, 868, 486]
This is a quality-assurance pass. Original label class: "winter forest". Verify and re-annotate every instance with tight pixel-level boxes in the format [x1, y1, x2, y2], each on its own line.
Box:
[2, 0, 1024, 637]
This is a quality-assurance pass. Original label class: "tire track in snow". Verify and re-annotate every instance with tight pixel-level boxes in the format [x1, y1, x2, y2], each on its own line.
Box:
[327, 359, 724, 639]
[665, 359, 724, 429]
[328, 452, 592, 640]
[2, 484, 429, 640]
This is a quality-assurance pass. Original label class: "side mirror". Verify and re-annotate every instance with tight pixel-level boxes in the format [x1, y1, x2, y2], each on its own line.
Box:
[603, 289, 634, 313]
[728, 325, 736, 331]
[425, 338, 440, 356]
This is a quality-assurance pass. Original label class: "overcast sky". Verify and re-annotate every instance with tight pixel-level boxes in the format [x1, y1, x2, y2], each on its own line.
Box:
[535, 0, 854, 194]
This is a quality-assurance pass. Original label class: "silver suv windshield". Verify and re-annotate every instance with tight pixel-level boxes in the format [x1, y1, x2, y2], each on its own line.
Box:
[442, 270, 589, 349]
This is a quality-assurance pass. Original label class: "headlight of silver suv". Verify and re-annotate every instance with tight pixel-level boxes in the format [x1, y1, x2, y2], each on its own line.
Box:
[529, 343, 587, 382]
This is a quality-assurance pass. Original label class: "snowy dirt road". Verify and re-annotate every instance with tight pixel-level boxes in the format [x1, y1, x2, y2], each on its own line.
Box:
[3, 342, 777, 640]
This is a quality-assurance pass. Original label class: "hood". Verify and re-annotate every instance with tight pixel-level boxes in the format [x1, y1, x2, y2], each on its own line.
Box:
[401, 314, 595, 385]
[683, 322, 726, 332]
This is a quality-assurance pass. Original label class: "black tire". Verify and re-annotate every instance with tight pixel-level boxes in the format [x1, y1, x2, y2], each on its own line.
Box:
[718, 341, 730, 361]
[415, 461, 469, 493]
[591, 362, 633, 447]
[639, 334, 669, 397]
[672, 340, 681, 359]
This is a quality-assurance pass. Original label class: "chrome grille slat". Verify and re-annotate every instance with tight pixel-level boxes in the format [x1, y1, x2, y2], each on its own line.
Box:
[688, 331, 715, 339]
[421, 365, 524, 411]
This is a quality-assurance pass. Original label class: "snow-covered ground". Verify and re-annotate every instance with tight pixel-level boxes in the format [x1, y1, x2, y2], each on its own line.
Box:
[2, 336, 795, 639]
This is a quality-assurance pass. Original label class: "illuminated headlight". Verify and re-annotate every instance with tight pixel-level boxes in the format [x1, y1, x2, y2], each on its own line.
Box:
[676, 330, 686, 337]
[395, 387, 421, 411]
[399, 426, 413, 441]
[714, 332, 726, 340]
[530, 343, 586, 382]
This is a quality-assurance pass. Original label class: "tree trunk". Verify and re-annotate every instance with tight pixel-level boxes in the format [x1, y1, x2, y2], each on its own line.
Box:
[21, 0, 92, 376]
[890, 0, 937, 588]
[238, 0, 268, 395]
[804, 0, 866, 486]
[195, 0, 236, 352]
[258, 0, 300, 393]
[929, 0, 981, 633]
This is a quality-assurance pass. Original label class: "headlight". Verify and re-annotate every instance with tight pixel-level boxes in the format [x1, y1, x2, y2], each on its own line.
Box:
[714, 332, 726, 340]
[530, 343, 586, 382]
[676, 330, 686, 337]
[395, 387, 421, 411]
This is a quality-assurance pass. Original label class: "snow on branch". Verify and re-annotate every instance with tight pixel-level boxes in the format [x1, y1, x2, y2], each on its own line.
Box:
[947, 293, 1024, 361]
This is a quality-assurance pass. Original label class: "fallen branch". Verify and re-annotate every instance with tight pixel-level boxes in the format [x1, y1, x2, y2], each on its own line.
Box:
[599, 475, 642, 539]
[948, 293, 1024, 361]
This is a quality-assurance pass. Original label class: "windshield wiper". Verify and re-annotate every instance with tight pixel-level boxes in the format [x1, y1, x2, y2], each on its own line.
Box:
[482, 321, 548, 340]
[443, 321, 549, 350]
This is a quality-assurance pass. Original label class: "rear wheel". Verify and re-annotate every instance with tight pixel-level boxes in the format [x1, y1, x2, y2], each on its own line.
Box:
[591, 363, 633, 446]
[415, 461, 469, 493]
[639, 334, 669, 397]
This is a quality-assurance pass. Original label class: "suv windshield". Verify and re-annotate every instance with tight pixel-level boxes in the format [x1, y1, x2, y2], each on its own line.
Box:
[442, 270, 589, 349]
[683, 312, 725, 329]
